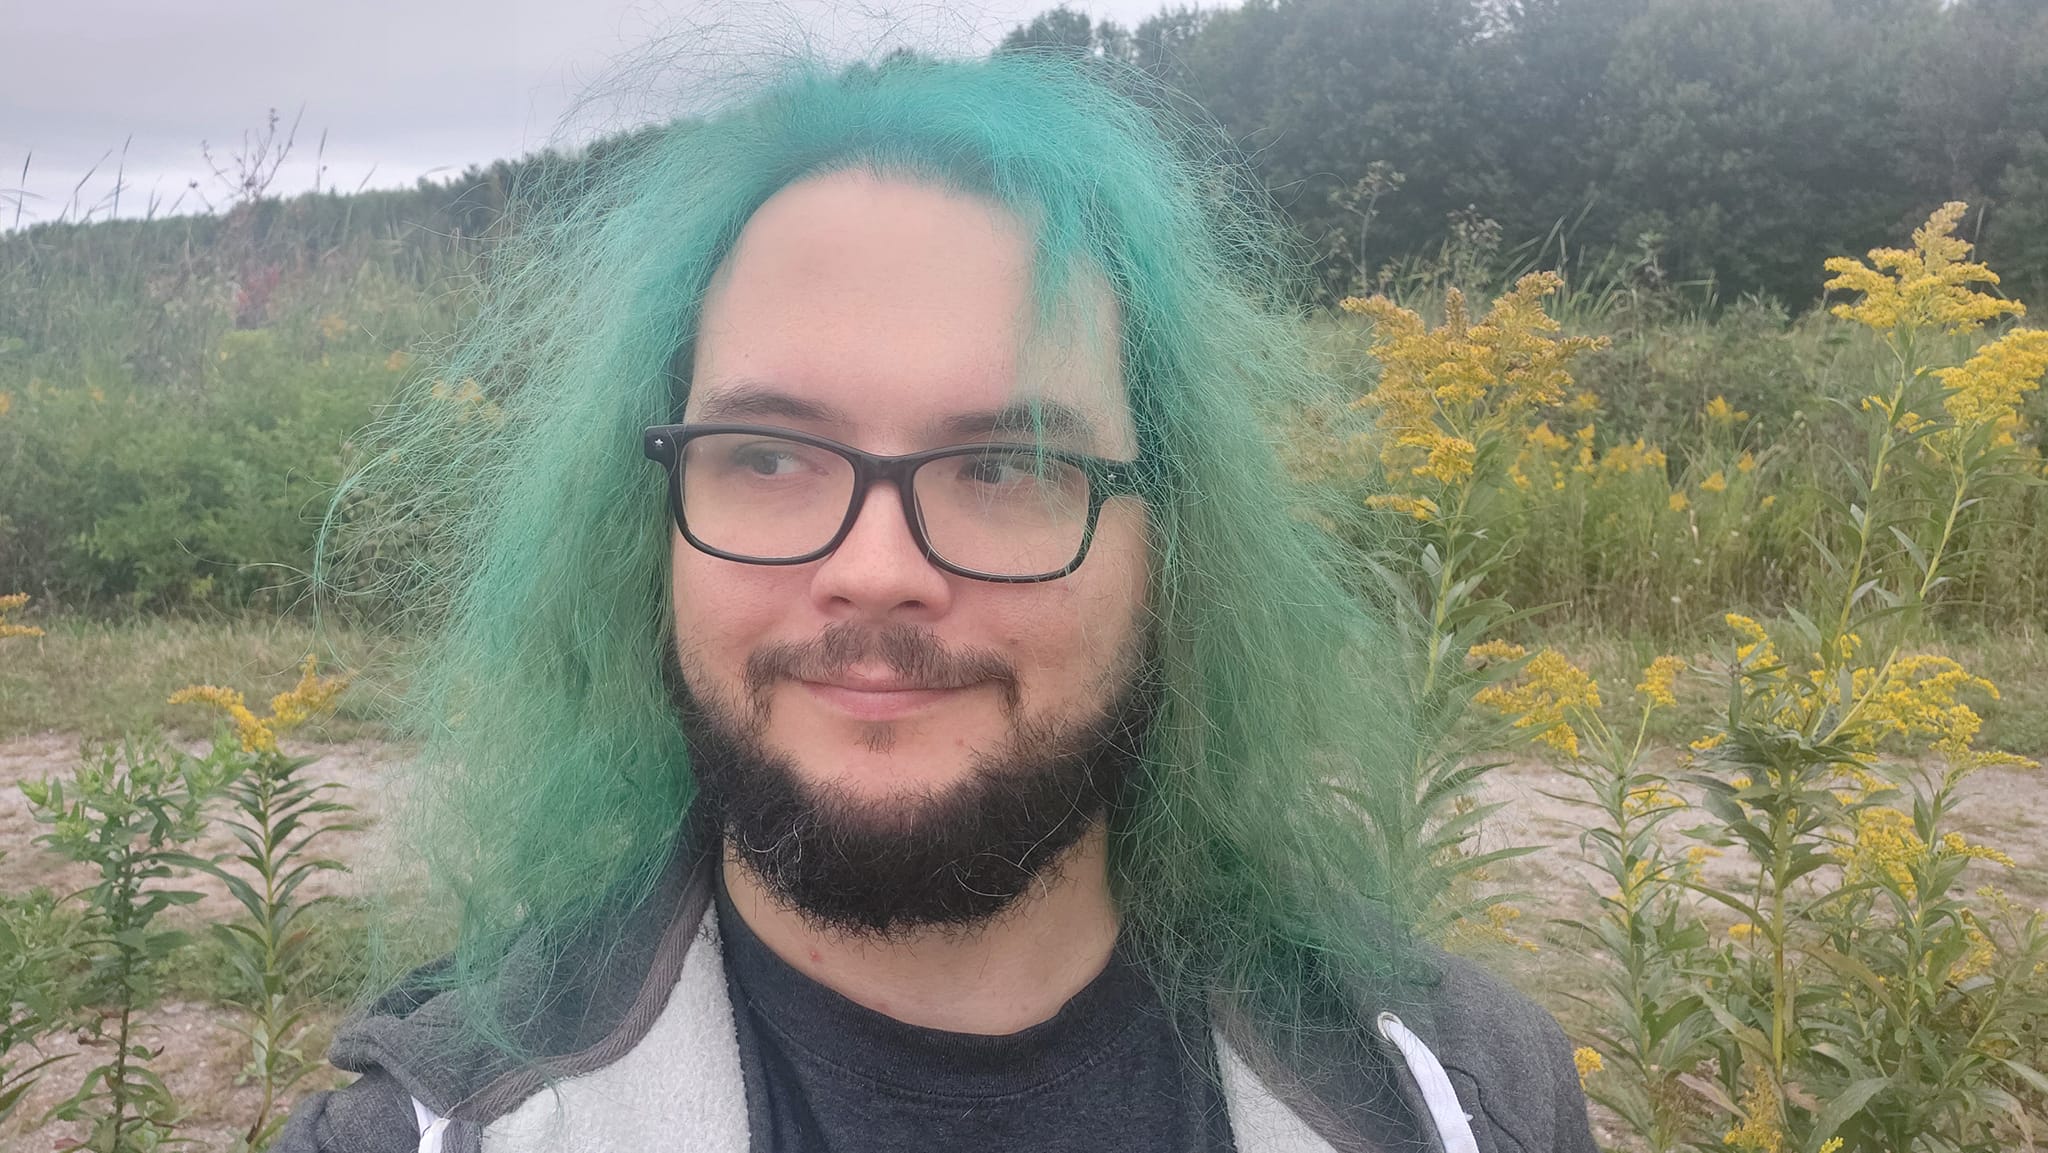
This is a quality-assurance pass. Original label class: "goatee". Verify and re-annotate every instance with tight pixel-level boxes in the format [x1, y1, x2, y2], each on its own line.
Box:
[669, 623, 1153, 937]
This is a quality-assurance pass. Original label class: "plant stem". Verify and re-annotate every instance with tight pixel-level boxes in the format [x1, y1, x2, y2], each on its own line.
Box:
[1420, 480, 1477, 699]
[1833, 379, 1904, 644]
[107, 851, 136, 1153]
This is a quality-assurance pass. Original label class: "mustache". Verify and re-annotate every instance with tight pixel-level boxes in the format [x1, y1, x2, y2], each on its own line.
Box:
[743, 623, 1022, 714]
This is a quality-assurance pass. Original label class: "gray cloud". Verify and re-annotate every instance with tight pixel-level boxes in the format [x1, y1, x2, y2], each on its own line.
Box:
[2, 0, 1176, 226]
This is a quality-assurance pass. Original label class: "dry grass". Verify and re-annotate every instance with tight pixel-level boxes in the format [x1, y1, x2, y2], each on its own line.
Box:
[0, 615, 410, 742]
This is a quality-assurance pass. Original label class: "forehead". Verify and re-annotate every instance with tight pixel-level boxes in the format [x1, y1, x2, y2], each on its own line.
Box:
[687, 170, 1134, 455]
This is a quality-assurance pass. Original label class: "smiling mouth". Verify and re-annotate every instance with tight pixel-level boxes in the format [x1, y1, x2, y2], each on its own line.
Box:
[797, 678, 974, 721]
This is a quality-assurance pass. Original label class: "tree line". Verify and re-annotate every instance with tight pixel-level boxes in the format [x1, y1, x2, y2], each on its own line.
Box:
[18, 0, 2039, 313]
[1002, 0, 2048, 308]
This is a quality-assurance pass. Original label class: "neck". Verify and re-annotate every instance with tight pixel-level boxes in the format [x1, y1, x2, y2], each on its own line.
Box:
[720, 824, 1119, 1035]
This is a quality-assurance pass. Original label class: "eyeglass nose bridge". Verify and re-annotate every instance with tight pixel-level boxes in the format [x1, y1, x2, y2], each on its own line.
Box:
[826, 451, 943, 570]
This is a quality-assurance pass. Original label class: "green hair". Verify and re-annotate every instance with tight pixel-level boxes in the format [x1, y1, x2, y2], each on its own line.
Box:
[324, 50, 1426, 1066]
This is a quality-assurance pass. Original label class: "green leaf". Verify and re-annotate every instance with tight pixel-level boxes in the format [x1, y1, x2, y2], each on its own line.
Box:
[1806, 1076, 1888, 1151]
[1998, 1059, 2048, 1098]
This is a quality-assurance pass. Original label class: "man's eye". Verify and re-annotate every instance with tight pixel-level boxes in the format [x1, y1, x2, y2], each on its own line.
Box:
[959, 451, 1040, 485]
[731, 445, 804, 475]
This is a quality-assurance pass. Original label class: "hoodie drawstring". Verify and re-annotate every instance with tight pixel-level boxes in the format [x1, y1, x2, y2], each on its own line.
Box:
[1377, 1011, 1480, 1153]
[413, 1097, 451, 1153]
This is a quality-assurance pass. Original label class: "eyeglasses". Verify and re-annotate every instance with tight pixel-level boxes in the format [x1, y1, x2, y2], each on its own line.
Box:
[642, 423, 1145, 583]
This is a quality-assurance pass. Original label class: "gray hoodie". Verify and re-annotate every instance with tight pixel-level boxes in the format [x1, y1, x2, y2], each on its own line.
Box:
[276, 843, 1598, 1153]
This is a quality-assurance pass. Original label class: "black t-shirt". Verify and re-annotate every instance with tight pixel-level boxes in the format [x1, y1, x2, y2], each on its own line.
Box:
[715, 885, 1238, 1153]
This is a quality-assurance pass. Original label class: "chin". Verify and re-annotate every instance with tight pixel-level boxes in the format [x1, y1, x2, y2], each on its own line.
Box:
[774, 728, 991, 799]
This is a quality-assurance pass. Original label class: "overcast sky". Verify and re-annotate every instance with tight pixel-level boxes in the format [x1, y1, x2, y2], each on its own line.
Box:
[1, 0, 1173, 228]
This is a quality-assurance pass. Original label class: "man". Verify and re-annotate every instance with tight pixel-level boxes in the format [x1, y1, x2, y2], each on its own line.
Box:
[286, 53, 1596, 1153]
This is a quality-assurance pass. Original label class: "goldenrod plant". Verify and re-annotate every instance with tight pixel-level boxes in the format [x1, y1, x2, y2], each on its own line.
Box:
[21, 738, 231, 1153]
[1349, 203, 2048, 1150]
[1321, 273, 1608, 935]
[0, 876, 79, 1128]
[1678, 204, 2047, 1153]
[1541, 654, 1720, 1153]
[3, 594, 81, 1130]
[167, 657, 353, 1150]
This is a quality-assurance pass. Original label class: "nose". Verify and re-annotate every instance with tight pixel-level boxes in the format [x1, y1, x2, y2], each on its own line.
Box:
[807, 477, 954, 621]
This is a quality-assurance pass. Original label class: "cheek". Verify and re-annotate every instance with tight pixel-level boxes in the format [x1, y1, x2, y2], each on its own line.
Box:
[670, 540, 791, 688]
[996, 517, 1150, 695]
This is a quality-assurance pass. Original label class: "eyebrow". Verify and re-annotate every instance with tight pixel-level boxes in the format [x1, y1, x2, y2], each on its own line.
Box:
[689, 382, 844, 425]
[690, 381, 1104, 449]
[933, 400, 1100, 446]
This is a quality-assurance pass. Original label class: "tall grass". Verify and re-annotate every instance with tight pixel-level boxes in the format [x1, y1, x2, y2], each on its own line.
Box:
[4, 175, 2043, 635]
[0, 615, 400, 740]
[1310, 235, 2048, 637]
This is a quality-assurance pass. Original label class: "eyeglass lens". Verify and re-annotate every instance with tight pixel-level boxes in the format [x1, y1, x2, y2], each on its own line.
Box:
[679, 432, 1093, 577]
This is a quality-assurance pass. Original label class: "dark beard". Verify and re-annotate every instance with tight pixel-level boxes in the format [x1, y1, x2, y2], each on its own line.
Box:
[669, 623, 1153, 938]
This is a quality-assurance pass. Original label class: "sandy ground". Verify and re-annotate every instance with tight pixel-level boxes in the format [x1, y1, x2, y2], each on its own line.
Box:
[0, 733, 2042, 1150]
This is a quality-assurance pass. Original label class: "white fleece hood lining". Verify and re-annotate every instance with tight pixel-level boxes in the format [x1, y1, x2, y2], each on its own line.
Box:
[405, 906, 1473, 1153]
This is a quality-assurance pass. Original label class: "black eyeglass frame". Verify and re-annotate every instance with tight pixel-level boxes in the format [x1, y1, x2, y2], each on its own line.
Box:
[643, 422, 1147, 583]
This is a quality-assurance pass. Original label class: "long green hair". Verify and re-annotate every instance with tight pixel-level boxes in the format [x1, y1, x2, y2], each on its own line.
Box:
[324, 50, 1426, 1065]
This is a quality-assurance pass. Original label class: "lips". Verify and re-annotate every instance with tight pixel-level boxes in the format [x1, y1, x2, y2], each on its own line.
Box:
[797, 671, 973, 720]
[813, 669, 942, 693]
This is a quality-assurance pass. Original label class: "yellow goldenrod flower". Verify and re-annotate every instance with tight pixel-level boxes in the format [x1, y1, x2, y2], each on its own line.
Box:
[1474, 647, 1600, 756]
[1524, 420, 1571, 453]
[1595, 437, 1667, 481]
[1933, 327, 2048, 438]
[1466, 638, 1529, 666]
[1722, 1074, 1787, 1153]
[1704, 395, 1750, 425]
[171, 656, 349, 755]
[1843, 805, 1926, 898]
[1668, 491, 1688, 512]
[319, 312, 349, 341]
[169, 685, 278, 754]
[1446, 903, 1541, 954]
[1700, 470, 1728, 494]
[0, 592, 43, 639]
[1736, 451, 1757, 474]
[1823, 202, 2023, 335]
[1940, 832, 2016, 869]
[1948, 920, 1997, 984]
[268, 655, 350, 730]
[1623, 784, 1683, 816]
[1759, 494, 1777, 509]
[1727, 922, 1756, 942]
[1724, 614, 1781, 671]
[1343, 273, 1607, 507]
[1365, 493, 1440, 521]
[1408, 432, 1477, 485]
[1850, 654, 1997, 756]
[1690, 731, 1729, 752]
[1635, 655, 1685, 708]
[1572, 1047, 1603, 1086]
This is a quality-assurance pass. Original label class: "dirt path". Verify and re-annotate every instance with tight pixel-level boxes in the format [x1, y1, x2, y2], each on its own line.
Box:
[1, 734, 2041, 1149]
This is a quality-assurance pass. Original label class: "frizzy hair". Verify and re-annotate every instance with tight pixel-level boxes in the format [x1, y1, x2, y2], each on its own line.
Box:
[321, 49, 1425, 1064]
